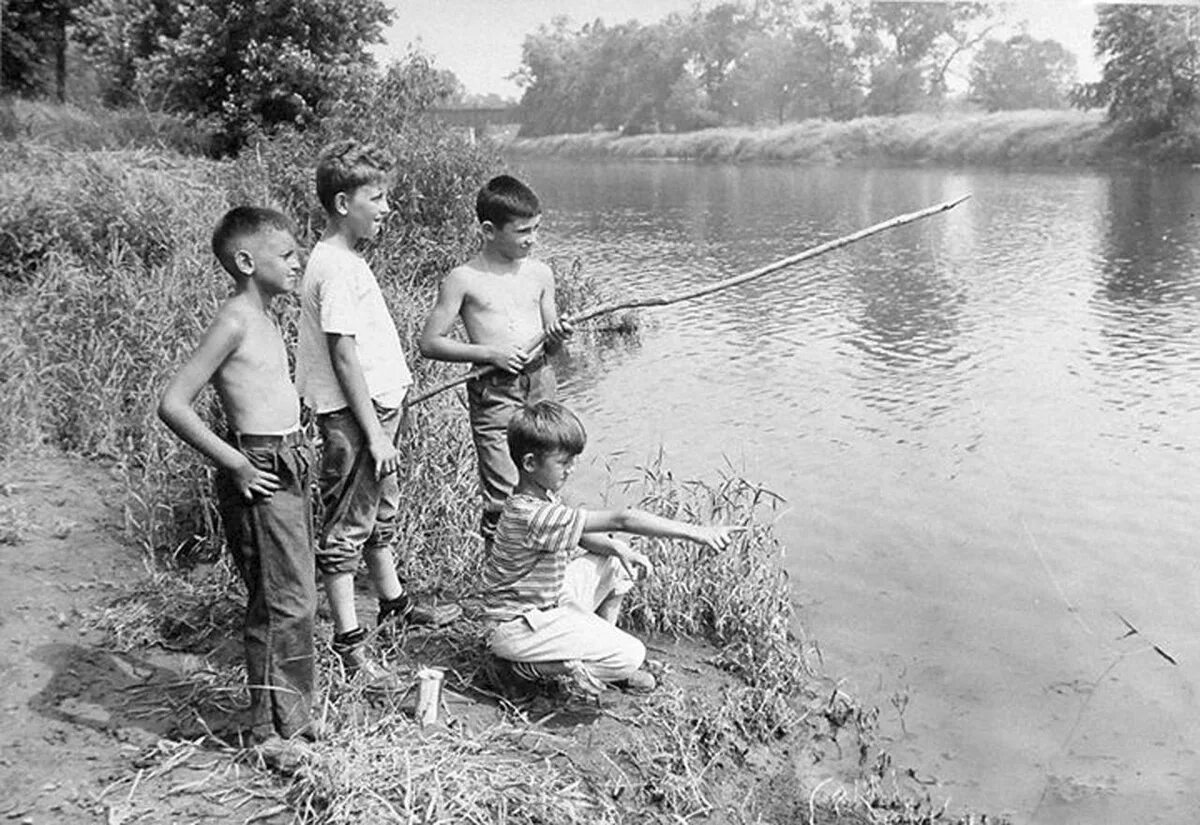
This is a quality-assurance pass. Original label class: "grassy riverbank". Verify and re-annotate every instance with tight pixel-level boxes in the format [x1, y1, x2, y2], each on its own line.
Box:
[505, 109, 1200, 166]
[0, 102, 1001, 823]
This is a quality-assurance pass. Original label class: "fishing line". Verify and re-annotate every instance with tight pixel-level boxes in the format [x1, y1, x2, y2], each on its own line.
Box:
[966, 395, 1093, 635]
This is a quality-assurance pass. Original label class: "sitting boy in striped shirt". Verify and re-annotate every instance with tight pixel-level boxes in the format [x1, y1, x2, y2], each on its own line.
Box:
[481, 400, 735, 694]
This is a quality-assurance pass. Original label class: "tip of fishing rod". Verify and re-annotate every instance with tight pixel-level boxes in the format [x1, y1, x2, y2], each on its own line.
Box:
[948, 193, 972, 206]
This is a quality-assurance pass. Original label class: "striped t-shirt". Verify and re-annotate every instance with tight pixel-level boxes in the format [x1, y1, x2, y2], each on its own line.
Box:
[481, 492, 585, 621]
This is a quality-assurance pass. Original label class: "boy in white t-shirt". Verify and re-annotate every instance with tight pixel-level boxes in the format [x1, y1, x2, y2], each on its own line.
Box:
[296, 141, 459, 687]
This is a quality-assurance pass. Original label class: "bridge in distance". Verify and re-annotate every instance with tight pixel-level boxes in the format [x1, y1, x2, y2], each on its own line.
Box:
[428, 107, 521, 143]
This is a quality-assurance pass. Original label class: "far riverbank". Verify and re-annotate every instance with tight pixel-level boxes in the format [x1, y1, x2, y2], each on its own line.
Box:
[503, 109, 1200, 167]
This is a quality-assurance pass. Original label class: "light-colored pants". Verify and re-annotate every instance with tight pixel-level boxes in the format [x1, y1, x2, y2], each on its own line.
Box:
[488, 554, 643, 682]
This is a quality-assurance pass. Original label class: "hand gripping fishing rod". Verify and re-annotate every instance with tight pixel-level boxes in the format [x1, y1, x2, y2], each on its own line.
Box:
[405, 193, 971, 408]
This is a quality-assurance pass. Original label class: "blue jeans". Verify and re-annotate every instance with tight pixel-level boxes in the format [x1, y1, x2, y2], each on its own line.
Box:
[215, 432, 317, 740]
[467, 361, 556, 537]
[315, 404, 402, 575]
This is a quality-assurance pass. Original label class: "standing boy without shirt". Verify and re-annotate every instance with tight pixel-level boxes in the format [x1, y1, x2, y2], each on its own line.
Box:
[296, 141, 459, 688]
[418, 174, 573, 545]
[158, 206, 317, 749]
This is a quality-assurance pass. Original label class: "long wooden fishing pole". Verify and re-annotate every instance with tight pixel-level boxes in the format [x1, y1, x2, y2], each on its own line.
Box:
[405, 193, 971, 407]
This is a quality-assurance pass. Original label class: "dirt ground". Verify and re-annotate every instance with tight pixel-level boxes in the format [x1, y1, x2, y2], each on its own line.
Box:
[0, 454, 304, 824]
[1, 453, 858, 825]
[0, 450, 883, 825]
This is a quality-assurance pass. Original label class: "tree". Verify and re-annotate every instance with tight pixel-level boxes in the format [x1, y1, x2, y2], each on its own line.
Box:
[859, 1, 992, 114]
[727, 31, 800, 124]
[79, 0, 391, 151]
[73, 0, 182, 106]
[1, 0, 76, 100]
[514, 16, 694, 136]
[681, 2, 759, 117]
[514, 17, 584, 135]
[796, 2, 867, 120]
[969, 34, 1077, 111]
[1072, 5, 1200, 136]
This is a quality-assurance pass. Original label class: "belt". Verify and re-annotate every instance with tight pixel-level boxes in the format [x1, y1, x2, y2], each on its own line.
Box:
[471, 356, 547, 386]
[231, 430, 305, 448]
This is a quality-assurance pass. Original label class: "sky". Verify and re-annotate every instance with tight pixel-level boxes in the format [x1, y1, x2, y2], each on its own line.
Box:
[373, 1, 1108, 100]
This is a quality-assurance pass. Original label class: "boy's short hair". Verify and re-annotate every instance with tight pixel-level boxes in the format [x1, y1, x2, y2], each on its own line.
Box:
[508, 400, 587, 464]
[476, 174, 540, 227]
[315, 140, 392, 214]
[211, 205, 294, 279]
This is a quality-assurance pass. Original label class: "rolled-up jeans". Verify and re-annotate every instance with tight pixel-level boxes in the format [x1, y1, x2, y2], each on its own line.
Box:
[315, 403, 402, 575]
[467, 361, 556, 538]
[215, 431, 317, 739]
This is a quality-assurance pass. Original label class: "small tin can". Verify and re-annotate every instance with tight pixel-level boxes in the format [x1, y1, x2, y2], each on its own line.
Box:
[415, 667, 444, 726]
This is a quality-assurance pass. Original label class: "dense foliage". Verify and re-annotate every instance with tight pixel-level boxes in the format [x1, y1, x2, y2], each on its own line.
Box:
[73, 0, 392, 152]
[1, 0, 74, 99]
[1073, 5, 1200, 137]
[969, 34, 1077, 112]
[0, 49, 497, 555]
[514, 1, 1002, 135]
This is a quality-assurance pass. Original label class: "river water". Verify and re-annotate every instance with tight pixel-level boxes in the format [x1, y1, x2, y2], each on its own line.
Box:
[508, 157, 1200, 824]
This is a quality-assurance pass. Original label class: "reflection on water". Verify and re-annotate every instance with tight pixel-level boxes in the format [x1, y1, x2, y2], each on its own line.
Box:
[512, 158, 1200, 825]
[1089, 174, 1200, 454]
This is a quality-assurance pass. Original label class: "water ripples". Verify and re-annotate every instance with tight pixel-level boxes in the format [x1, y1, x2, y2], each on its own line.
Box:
[517, 157, 1200, 824]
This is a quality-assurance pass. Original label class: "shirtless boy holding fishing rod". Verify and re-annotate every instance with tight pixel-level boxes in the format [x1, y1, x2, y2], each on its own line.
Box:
[418, 174, 573, 545]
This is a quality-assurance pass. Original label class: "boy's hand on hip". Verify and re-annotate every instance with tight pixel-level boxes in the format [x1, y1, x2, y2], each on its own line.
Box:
[231, 456, 281, 501]
[368, 439, 400, 480]
[489, 344, 528, 374]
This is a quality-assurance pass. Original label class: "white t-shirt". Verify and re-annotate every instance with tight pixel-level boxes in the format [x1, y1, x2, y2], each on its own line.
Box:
[296, 241, 412, 414]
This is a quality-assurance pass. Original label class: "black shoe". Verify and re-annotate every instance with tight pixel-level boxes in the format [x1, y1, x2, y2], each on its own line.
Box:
[249, 733, 310, 776]
[379, 593, 463, 630]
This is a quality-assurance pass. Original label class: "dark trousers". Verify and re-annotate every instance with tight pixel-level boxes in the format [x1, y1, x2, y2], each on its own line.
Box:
[467, 362, 556, 538]
[215, 433, 317, 739]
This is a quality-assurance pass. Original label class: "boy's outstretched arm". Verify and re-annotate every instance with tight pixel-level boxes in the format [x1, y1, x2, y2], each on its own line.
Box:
[327, 333, 398, 480]
[157, 311, 281, 500]
[581, 508, 735, 553]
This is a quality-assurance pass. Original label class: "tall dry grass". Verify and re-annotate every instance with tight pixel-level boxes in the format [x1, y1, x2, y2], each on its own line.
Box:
[1, 111, 994, 824]
[1, 98, 215, 154]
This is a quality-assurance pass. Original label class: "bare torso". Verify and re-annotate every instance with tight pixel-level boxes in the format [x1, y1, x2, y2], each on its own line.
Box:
[213, 297, 300, 434]
[457, 257, 549, 349]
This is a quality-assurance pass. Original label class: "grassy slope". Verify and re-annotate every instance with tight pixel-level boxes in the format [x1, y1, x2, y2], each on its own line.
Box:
[505, 109, 1200, 166]
[0, 100, 1004, 824]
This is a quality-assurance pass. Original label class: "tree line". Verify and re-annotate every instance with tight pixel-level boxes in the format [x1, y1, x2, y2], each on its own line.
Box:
[0, 0, 444, 153]
[513, 0, 1081, 135]
[2, 1, 1198, 151]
